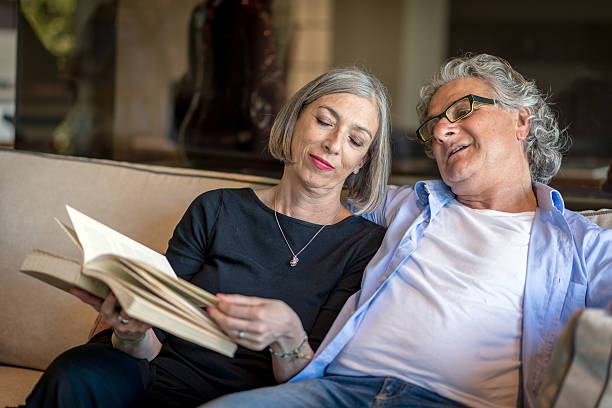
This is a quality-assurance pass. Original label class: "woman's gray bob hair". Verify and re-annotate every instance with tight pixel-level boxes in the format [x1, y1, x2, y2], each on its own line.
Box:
[416, 54, 569, 184]
[269, 67, 391, 214]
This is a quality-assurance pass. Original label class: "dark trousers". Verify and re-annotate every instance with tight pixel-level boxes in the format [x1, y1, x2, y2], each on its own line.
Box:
[25, 343, 150, 408]
[23, 334, 240, 408]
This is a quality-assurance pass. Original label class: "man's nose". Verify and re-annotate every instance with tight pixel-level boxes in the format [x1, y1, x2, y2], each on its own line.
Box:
[432, 117, 457, 142]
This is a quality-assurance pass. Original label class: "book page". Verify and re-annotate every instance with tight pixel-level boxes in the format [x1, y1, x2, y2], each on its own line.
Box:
[85, 260, 210, 329]
[120, 258, 217, 308]
[20, 249, 109, 299]
[66, 205, 176, 277]
[55, 218, 83, 255]
[87, 255, 208, 322]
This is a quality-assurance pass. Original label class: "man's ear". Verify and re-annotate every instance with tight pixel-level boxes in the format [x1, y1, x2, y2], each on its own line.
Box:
[516, 107, 531, 141]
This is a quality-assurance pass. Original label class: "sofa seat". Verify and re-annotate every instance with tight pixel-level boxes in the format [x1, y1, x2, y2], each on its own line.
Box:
[1, 366, 43, 407]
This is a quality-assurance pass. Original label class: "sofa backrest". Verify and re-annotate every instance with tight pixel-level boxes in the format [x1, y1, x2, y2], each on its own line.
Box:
[579, 209, 612, 229]
[0, 149, 277, 371]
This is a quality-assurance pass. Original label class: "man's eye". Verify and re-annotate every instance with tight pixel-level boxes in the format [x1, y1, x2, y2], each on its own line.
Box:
[454, 108, 471, 117]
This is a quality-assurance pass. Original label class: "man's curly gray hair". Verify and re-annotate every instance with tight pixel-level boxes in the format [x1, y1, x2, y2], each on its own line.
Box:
[416, 54, 569, 184]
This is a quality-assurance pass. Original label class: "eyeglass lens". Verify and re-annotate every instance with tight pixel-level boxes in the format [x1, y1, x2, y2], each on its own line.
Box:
[422, 97, 472, 140]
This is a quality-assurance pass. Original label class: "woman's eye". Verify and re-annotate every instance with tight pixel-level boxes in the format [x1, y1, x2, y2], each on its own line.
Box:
[316, 118, 332, 127]
[349, 136, 363, 147]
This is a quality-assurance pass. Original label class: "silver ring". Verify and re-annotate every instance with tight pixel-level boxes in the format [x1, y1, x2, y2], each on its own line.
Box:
[238, 331, 245, 339]
[119, 317, 130, 325]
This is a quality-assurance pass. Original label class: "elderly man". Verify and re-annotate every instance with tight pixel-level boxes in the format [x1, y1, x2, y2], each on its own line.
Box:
[203, 54, 612, 408]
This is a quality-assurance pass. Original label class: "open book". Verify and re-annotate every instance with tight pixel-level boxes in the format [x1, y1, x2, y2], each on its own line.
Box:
[20, 205, 237, 357]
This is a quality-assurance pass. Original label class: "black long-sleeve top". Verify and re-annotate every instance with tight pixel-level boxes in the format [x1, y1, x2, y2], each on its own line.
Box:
[148, 188, 385, 402]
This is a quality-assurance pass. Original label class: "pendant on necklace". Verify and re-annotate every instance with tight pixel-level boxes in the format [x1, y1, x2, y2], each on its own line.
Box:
[290, 256, 299, 267]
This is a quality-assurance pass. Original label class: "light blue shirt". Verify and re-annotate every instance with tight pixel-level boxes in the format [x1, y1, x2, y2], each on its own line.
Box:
[290, 180, 612, 408]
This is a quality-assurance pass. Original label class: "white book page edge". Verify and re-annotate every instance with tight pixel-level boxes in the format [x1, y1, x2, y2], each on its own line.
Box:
[65, 205, 176, 277]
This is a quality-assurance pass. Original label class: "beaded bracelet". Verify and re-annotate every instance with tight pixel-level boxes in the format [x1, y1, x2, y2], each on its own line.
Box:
[113, 328, 146, 345]
[269, 333, 311, 360]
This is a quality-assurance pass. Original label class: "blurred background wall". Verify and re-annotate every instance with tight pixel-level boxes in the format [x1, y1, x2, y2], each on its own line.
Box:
[4, 0, 612, 208]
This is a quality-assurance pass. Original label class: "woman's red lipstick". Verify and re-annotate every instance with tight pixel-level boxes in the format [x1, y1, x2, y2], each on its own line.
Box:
[309, 154, 334, 171]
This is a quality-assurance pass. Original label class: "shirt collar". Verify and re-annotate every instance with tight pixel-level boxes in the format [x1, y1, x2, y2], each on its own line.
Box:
[533, 182, 565, 214]
[414, 180, 455, 217]
[414, 180, 565, 215]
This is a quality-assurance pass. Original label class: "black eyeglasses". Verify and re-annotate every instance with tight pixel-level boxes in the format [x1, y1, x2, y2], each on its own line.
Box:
[416, 94, 498, 143]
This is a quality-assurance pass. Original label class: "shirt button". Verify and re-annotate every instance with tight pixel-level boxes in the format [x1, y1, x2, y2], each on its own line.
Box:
[380, 275, 387, 282]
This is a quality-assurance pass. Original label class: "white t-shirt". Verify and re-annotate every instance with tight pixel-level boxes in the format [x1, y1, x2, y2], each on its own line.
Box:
[327, 199, 535, 408]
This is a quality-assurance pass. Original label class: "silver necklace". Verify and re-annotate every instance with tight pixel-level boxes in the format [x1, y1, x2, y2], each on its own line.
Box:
[274, 197, 331, 267]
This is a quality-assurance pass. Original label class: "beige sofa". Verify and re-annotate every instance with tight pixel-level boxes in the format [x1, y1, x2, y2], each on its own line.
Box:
[0, 149, 277, 406]
[1, 148, 611, 407]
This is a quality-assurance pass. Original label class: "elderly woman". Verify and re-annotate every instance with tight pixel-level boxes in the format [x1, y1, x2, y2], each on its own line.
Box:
[24, 67, 391, 408]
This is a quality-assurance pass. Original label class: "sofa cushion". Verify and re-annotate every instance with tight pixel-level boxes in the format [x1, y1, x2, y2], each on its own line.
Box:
[0, 149, 276, 371]
[581, 208, 612, 229]
[0, 365, 43, 407]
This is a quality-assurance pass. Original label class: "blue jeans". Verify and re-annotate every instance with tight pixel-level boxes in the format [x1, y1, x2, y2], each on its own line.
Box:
[201, 375, 468, 408]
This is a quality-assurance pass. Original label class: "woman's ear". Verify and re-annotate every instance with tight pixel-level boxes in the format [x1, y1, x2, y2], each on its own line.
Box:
[355, 155, 370, 174]
[516, 107, 531, 141]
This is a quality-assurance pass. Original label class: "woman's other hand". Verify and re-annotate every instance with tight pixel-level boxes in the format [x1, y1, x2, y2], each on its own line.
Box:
[208, 293, 314, 382]
[208, 293, 305, 353]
